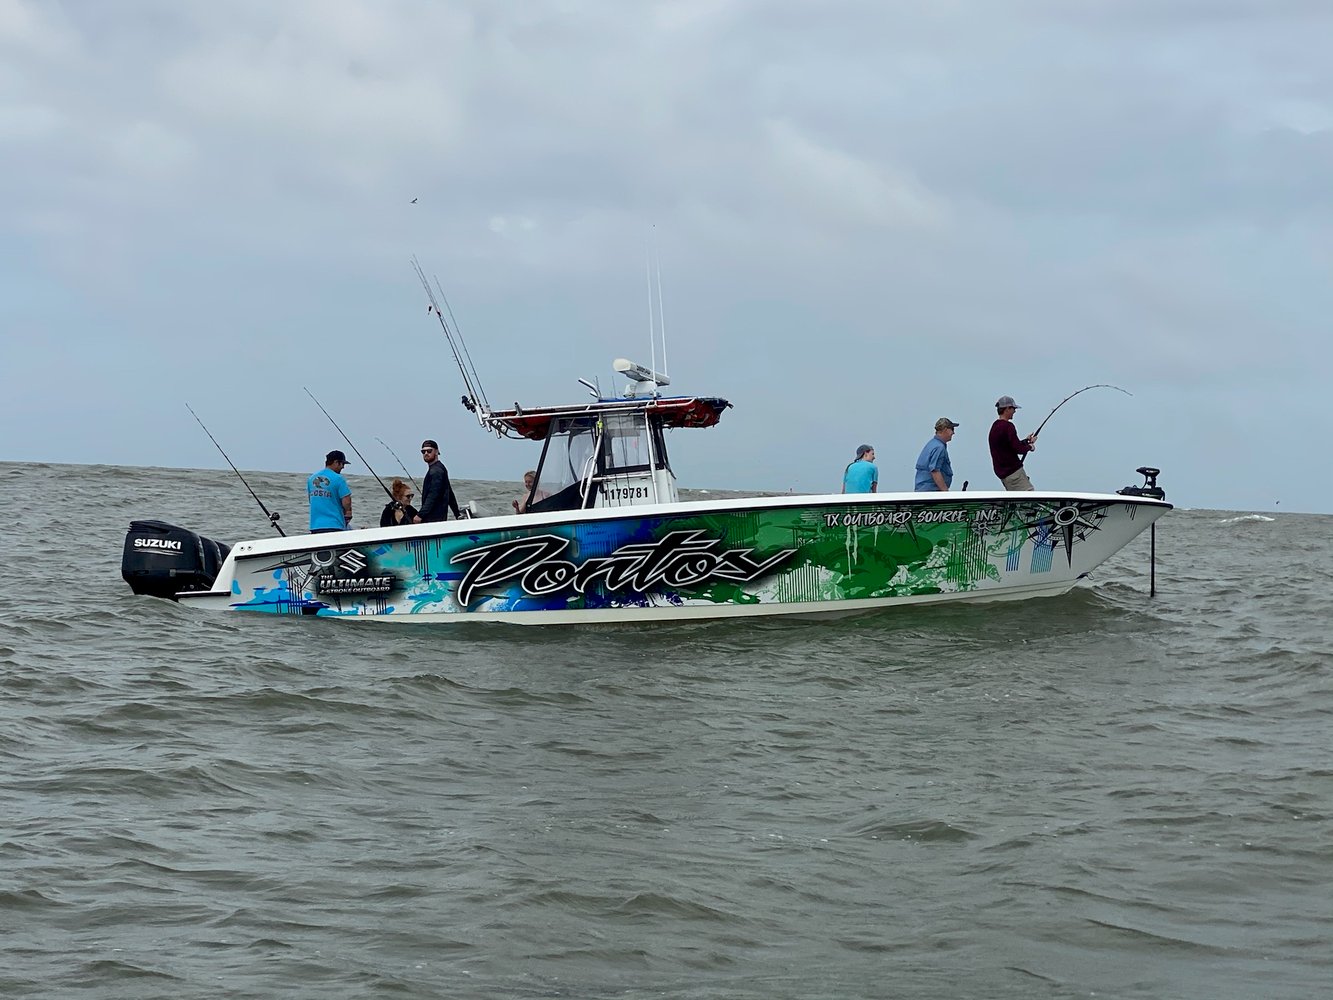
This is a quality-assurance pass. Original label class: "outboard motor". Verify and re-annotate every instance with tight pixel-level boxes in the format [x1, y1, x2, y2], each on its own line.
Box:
[122, 520, 231, 600]
[1117, 466, 1166, 501]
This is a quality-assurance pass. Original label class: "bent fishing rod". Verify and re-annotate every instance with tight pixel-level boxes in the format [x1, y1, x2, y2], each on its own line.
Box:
[1031, 384, 1133, 439]
[1021, 384, 1134, 466]
[303, 388, 396, 501]
[376, 436, 419, 492]
[185, 403, 285, 536]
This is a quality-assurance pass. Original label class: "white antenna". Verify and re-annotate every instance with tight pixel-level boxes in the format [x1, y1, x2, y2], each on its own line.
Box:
[654, 232, 668, 380]
[645, 235, 658, 394]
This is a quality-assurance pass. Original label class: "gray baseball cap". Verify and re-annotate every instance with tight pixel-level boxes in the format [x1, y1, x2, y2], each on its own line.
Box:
[995, 395, 1020, 409]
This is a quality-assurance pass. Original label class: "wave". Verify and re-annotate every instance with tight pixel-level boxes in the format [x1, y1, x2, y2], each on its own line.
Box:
[1218, 514, 1275, 525]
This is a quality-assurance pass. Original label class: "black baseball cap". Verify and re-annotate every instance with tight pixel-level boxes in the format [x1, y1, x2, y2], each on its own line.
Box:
[326, 450, 348, 464]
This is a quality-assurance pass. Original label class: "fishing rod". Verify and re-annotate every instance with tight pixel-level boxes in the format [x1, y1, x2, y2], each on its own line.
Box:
[376, 436, 419, 492]
[411, 256, 490, 416]
[185, 403, 285, 536]
[433, 274, 490, 412]
[303, 387, 396, 501]
[1031, 384, 1134, 440]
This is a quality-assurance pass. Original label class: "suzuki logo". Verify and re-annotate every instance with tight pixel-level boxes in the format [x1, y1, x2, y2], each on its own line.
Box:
[338, 549, 367, 575]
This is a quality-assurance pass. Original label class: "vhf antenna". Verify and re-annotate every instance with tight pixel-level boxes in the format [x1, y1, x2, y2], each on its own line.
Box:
[643, 227, 670, 397]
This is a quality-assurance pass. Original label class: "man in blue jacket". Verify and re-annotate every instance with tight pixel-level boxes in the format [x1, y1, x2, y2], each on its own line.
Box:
[914, 418, 959, 491]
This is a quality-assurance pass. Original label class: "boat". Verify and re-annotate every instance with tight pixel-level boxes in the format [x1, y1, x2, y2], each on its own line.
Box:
[122, 372, 1171, 623]
[121, 272, 1171, 624]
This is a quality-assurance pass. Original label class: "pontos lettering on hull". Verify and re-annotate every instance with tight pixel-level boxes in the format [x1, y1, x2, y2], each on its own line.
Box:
[133, 538, 184, 551]
[451, 530, 797, 608]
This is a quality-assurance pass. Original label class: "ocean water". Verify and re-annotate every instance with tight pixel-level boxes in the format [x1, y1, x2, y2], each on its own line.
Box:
[1, 461, 1329, 999]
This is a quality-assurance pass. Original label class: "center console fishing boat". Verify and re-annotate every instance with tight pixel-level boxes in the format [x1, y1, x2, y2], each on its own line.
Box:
[122, 272, 1172, 624]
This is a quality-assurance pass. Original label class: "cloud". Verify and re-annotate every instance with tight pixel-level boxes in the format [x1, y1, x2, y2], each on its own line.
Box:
[0, 102, 61, 141]
[760, 118, 947, 232]
[2, 0, 1332, 512]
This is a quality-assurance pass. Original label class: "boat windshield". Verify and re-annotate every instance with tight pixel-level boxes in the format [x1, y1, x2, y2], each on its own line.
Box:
[536, 417, 599, 496]
[602, 412, 655, 472]
[527, 409, 673, 513]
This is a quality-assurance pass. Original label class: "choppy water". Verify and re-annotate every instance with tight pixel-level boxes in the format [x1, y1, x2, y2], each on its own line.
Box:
[2, 461, 1330, 999]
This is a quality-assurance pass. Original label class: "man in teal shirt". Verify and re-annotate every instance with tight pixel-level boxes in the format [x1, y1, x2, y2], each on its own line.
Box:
[842, 445, 878, 493]
[308, 450, 352, 532]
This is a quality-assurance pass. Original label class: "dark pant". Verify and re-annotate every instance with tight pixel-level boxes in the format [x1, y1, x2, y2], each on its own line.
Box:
[311, 527, 344, 534]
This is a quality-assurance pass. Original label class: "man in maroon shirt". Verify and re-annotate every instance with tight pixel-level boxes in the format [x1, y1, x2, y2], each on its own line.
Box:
[988, 395, 1038, 490]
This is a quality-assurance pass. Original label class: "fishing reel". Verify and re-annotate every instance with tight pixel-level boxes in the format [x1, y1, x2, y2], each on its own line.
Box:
[1117, 466, 1166, 501]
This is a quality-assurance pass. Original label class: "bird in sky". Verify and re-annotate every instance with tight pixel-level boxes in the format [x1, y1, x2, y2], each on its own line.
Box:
[410, 197, 418, 204]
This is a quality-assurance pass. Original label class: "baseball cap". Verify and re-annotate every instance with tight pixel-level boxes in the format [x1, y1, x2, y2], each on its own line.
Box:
[935, 417, 960, 430]
[995, 395, 1020, 409]
[325, 449, 348, 464]
[855, 444, 874, 458]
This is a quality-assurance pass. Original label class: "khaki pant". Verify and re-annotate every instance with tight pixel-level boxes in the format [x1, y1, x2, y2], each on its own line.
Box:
[1001, 467, 1034, 491]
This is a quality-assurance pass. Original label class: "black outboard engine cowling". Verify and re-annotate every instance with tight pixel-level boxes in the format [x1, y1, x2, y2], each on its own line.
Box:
[122, 520, 232, 600]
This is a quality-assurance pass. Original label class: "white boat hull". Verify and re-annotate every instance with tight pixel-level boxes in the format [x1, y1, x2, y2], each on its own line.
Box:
[173, 491, 1170, 624]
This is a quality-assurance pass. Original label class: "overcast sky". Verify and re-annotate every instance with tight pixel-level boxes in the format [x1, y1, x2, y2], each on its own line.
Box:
[3, 0, 1329, 512]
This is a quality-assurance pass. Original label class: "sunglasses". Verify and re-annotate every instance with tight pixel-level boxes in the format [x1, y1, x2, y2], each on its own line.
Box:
[421, 448, 436, 454]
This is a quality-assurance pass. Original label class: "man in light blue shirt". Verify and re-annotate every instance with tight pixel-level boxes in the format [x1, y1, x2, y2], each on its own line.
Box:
[914, 418, 958, 491]
[308, 449, 352, 532]
[842, 444, 878, 493]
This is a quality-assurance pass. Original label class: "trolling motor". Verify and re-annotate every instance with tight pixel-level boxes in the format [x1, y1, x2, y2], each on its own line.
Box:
[1116, 466, 1165, 597]
[1117, 466, 1166, 501]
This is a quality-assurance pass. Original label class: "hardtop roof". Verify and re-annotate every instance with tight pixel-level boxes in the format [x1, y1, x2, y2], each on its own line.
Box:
[484, 395, 731, 441]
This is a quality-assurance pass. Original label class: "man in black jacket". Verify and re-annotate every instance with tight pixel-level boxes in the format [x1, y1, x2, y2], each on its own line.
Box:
[414, 439, 462, 522]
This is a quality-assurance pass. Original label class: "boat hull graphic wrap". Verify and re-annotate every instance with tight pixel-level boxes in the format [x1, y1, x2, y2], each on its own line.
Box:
[179, 494, 1169, 623]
